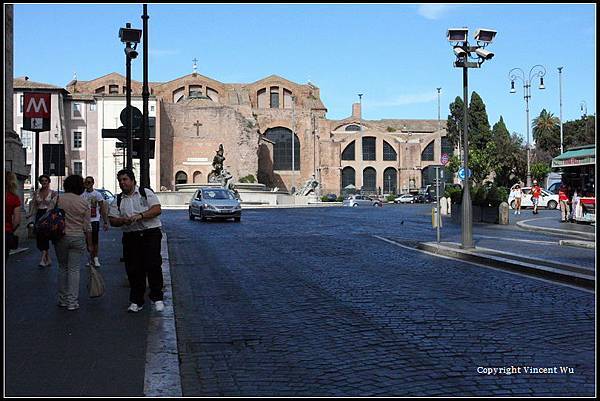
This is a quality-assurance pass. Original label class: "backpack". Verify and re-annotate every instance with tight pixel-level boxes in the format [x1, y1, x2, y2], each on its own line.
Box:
[35, 196, 66, 241]
[116, 187, 148, 212]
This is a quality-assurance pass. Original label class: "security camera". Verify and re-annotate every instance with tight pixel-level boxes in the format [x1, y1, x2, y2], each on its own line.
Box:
[447, 28, 468, 42]
[453, 46, 467, 58]
[475, 48, 494, 60]
[474, 28, 497, 44]
[125, 47, 138, 59]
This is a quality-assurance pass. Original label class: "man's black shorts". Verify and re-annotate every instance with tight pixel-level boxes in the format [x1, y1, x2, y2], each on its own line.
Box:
[91, 221, 100, 244]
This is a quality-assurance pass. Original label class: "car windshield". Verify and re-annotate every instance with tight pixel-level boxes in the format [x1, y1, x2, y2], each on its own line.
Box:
[203, 190, 235, 200]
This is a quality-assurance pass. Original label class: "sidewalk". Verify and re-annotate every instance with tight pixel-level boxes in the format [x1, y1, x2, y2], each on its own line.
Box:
[5, 228, 149, 396]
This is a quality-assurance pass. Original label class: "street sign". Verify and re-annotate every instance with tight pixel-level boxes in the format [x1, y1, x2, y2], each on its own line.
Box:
[42, 144, 65, 176]
[101, 126, 128, 139]
[120, 105, 143, 129]
[458, 167, 472, 180]
[441, 153, 449, 166]
[23, 92, 51, 132]
[132, 139, 155, 159]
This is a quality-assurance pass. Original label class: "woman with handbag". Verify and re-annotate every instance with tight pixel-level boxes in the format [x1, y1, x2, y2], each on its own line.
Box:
[53, 175, 93, 311]
[5, 172, 22, 262]
[27, 174, 57, 268]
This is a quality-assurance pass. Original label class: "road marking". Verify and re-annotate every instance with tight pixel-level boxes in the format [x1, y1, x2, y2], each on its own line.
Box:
[474, 235, 558, 245]
[372, 235, 594, 294]
[143, 230, 183, 397]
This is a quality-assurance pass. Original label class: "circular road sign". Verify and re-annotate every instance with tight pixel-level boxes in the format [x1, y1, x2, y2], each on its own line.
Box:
[120, 106, 143, 130]
[458, 167, 472, 180]
[441, 153, 449, 166]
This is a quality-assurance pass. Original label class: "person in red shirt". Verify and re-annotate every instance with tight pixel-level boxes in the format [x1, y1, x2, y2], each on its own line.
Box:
[558, 183, 569, 222]
[531, 180, 543, 215]
[5, 172, 22, 261]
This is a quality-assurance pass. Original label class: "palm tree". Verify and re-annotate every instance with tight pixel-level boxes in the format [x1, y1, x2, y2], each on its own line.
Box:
[532, 109, 561, 156]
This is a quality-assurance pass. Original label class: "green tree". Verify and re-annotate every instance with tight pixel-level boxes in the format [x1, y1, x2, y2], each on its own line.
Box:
[530, 162, 551, 183]
[468, 92, 492, 151]
[490, 116, 515, 187]
[532, 109, 561, 157]
[446, 96, 465, 148]
[563, 115, 596, 150]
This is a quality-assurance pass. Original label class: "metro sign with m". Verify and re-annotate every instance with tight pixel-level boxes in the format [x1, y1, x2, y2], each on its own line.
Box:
[23, 92, 51, 132]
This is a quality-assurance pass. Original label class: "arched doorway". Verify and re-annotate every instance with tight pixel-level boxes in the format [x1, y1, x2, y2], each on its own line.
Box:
[383, 167, 397, 194]
[363, 167, 376, 194]
[175, 171, 188, 185]
[342, 166, 356, 192]
[193, 171, 202, 183]
[264, 127, 300, 170]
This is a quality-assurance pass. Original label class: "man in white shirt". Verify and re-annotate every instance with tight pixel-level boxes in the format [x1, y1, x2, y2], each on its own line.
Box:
[81, 176, 109, 267]
[108, 169, 164, 313]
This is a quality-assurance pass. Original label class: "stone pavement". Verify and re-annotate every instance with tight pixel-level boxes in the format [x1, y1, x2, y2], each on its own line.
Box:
[5, 228, 151, 396]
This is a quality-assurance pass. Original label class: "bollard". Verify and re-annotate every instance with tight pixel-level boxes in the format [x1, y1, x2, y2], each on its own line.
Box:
[432, 207, 442, 228]
[440, 197, 448, 215]
[499, 201, 509, 225]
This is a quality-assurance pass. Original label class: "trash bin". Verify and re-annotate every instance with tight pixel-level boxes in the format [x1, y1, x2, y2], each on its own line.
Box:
[432, 207, 442, 228]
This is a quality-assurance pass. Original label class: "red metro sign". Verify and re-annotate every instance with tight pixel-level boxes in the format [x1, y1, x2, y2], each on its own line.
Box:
[23, 92, 51, 131]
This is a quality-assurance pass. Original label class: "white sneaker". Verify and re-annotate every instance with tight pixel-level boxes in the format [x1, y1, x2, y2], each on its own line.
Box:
[127, 303, 143, 313]
[94, 257, 101, 267]
[154, 301, 165, 312]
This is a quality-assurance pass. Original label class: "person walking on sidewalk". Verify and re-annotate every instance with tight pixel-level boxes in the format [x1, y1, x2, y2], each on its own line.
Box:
[53, 175, 93, 311]
[81, 176, 109, 267]
[108, 169, 165, 313]
[531, 180, 543, 215]
[27, 174, 58, 268]
[5, 172, 22, 262]
[558, 183, 569, 222]
[511, 184, 523, 215]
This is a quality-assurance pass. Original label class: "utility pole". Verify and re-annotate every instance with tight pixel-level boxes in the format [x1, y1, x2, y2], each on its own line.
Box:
[291, 95, 296, 193]
[140, 4, 150, 188]
[125, 23, 133, 170]
[558, 67, 564, 154]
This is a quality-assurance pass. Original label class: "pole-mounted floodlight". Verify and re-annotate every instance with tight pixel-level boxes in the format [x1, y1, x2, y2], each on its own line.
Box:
[474, 28, 497, 44]
[119, 26, 142, 44]
[447, 28, 469, 42]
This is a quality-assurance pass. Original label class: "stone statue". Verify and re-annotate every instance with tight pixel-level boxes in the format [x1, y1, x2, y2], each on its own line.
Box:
[296, 175, 320, 196]
[208, 144, 225, 183]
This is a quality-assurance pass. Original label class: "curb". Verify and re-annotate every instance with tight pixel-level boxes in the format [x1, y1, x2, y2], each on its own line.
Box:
[163, 203, 343, 210]
[417, 241, 595, 291]
[516, 219, 595, 240]
[143, 230, 183, 397]
[559, 240, 596, 249]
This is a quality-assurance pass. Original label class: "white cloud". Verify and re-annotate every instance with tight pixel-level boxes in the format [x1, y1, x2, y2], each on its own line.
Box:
[417, 4, 457, 20]
[367, 92, 438, 108]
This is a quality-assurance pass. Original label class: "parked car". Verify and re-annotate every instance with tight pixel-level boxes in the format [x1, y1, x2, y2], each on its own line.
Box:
[547, 182, 561, 195]
[394, 194, 416, 204]
[342, 194, 383, 207]
[415, 193, 434, 203]
[96, 188, 115, 203]
[325, 193, 338, 202]
[508, 187, 559, 210]
[189, 188, 242, 222]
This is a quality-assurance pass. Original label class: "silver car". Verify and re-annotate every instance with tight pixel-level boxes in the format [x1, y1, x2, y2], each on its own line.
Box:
[342, 194, 383, 207]
[189, 188, 242, 222]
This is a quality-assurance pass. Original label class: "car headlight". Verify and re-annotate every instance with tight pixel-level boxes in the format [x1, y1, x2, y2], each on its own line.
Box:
[203, 203, 216, 210]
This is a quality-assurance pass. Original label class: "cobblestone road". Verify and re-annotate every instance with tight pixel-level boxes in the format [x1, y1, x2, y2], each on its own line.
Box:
[163, 205, 595, 396]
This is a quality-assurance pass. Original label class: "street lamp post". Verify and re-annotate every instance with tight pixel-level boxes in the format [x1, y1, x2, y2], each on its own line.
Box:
[358, 93, 363, 193]
[436, 87, 442, 132]
[448, 27, 497, 249]
[119, 23, 142, 171]
[580, 100, 588, 140]
[558, 67, 564, 154]
[140, 4, 150, 188]
[509, 64, 546, 187]
[291, 95, 296, 193]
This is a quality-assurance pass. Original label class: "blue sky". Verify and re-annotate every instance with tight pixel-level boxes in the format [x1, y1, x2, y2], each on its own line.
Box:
[13, 3, 596, 143]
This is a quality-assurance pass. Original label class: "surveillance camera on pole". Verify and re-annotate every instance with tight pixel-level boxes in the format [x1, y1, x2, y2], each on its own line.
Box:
[453, 46, 468, 58]
[475, 48, 494, 60]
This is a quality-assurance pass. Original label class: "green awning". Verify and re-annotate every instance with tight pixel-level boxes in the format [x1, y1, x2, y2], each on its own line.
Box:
[552, 147, 595, 168]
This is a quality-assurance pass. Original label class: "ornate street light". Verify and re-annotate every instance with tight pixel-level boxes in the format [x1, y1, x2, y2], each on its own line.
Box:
[508, 64, 546, 187]
[448, 27, 497, 249]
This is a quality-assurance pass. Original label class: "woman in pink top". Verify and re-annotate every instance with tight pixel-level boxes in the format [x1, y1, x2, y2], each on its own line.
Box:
[27, 174, 58, 267]
[53, 175, 92, 311]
